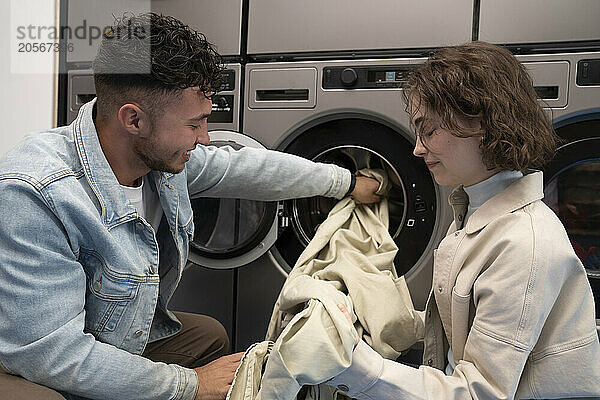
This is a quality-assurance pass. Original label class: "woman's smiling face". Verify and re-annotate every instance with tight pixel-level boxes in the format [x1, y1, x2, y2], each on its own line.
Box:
[410, 102, 496, 187]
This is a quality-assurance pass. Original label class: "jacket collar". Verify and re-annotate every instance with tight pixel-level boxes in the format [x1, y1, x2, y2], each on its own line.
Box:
[449, 170, 545, 235]
[73, 99, 171, 228]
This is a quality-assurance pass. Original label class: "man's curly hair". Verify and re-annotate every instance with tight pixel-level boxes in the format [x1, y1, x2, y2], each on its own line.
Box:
[403, 41, 559, 171]
[93, 12, 223, 121]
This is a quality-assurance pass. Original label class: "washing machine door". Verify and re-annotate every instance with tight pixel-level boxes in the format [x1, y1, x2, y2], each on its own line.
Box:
[187, 130, 279, 269]
[543, 115, 600, 326]
[274, 117, 442, 281]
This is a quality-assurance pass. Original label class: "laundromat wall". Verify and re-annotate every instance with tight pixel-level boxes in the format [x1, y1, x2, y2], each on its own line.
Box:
[56, 1, 600, 351]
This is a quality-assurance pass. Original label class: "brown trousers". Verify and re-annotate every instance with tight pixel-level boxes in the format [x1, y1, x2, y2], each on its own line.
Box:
[142, 311, 230, 368]
[0, 312, 229, 399]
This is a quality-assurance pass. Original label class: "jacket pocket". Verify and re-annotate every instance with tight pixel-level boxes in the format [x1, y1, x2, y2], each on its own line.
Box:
[451, 287, 472, 362]
[80, 250, 139, 333]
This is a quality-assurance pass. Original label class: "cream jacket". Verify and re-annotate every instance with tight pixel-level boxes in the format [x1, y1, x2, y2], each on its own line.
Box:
[329, 171, 600, 399]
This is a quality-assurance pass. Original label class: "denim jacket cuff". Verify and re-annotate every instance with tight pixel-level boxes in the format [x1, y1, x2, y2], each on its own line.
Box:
[172, 365, 198, 400]
[327, 166, 352, 200]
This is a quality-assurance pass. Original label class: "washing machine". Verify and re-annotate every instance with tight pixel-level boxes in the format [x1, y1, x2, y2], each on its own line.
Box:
[477, 0, 600, 332]
[512, 53, 600, 332]
[232, 58, 456, 350]
[190, 54, 600, 351]
[245, 0, 473, 56]
[477, 0, 600, 48]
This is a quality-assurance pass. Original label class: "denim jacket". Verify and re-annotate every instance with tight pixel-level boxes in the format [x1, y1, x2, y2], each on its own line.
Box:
[0, 100, 351, 400]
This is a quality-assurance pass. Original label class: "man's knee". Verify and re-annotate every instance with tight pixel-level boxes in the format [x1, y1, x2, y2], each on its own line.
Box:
[0, 372, 66, 400]
[200, 315, 230, 356]
[175, 312, 230, 362]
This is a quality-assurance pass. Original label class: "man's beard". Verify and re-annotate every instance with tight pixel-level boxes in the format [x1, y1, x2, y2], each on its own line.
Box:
[133, 136, 184, 174]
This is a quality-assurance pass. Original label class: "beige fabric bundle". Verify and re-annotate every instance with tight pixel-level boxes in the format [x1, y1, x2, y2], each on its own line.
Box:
[227, 170, 423, 400]
[226, 341, 272, 400]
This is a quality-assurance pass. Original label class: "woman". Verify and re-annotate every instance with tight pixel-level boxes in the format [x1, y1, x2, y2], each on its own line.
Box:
[327, 41, 600, 399]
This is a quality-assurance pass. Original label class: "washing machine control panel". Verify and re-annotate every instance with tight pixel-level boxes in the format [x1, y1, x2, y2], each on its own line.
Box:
[323, 65, 417, 89]
[216, 69, 236, 91]
[577, 59, 600, 86]
[208, 69, 236, 124]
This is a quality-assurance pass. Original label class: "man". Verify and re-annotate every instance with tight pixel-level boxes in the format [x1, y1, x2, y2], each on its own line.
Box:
[0, 13, 380, 400]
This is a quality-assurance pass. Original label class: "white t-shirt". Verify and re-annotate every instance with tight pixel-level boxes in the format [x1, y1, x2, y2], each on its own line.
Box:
[120, 175, 164, 232]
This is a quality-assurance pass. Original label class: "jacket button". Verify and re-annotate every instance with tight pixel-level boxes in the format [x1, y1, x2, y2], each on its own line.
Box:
[337, 384, 349, 393]
[427, 359, 433, 366]
[133, 330, 143, 338]
[438, 286, 443, 293]
[457, 214, 463, 221]
[428, 310, 432, 317]
[454, 231, 460, 236]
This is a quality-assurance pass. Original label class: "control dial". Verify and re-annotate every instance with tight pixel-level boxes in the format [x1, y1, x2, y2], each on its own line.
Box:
[212, 96, 230, 111]
[340, 68, 358, 87]
[217, 97, 229, 109]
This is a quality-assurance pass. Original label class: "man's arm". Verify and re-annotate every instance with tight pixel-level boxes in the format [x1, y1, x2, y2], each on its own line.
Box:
[0, 179, 197, 400]
[186, 145, 353, 200]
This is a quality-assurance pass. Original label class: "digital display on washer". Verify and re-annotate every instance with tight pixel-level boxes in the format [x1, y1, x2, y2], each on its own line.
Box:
[323, 65, 416, 89]
[368, 70, 407, 83]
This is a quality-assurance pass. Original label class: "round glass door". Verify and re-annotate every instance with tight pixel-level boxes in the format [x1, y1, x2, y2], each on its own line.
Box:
[543, 133, 600, 322]
[290, 145, 406, 246]
[188, 131, 279, 269]
[545, 159, 600, 273]
[273, 117, 440, 277]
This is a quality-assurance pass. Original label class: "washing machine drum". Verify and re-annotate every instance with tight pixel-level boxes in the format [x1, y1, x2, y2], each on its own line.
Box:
[275, 118, 438, 276]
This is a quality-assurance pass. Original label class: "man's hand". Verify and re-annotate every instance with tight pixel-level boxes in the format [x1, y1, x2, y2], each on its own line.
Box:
[351, 176, 381, 204]
[194, 352, 243, 400]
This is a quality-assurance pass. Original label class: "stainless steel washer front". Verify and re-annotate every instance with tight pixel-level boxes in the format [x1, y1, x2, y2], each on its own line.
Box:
[517, 52, 600, 332]
[234, 58, 456, 349]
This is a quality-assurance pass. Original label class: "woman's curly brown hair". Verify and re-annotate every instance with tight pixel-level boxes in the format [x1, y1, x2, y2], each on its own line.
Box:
[93, 12, 224, 121]
[403, 41, 559, 171]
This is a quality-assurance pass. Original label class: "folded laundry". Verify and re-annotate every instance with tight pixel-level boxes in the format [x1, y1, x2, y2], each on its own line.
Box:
[226, 169, 423, 400]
